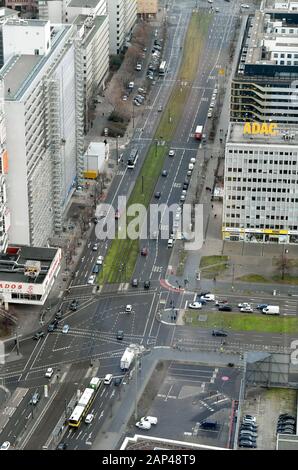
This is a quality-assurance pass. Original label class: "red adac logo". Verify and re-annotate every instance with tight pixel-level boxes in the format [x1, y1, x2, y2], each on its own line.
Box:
[0, 283, 23, 290]
[27, 285, 34, 294]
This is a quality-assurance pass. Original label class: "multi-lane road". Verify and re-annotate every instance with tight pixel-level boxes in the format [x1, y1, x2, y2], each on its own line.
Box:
[1, 0, 292, 451]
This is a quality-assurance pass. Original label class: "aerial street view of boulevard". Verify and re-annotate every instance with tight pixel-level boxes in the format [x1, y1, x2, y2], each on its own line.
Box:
[1, 0, 298, 456]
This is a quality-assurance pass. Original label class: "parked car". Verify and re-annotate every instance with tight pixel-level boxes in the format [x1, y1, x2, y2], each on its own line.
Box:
[45, 367, 54, 378]
[155, 191, 161, 199]
[92, 243, 98, 251]
[256, 304, 268, 310]
[33, 331, 44, 340]
[239, 440, 256, 448]
[188, 302, 202, 310]
[238, 302, 251, 309]
[212, 329, 227, 337]
[168, 149, 175, 157]
[0, 441, 10, 450]
[96, 255, 104, 265]
[132, 278, 139, 287]
[243, 415, 257, 425]
[56, 442, 68, 450]
[62, 324, 69, 334]
[136, 420, 151, 430]
[140, 416, 158, 425]
[128, 81, 135, 89]
[144, 280, 150, 289]
[125, 304, 132, 313]
[70, 299, 79, 311]
[48, 320, 58, 332]
[122, 95, 128, 101]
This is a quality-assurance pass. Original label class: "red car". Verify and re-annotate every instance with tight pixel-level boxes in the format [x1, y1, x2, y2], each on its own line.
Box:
[115, 209, 120, 219]
[141, 247, 148, 256]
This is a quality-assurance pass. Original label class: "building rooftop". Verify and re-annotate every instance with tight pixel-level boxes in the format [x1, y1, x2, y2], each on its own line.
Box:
[74, 14, 107, 48]
[227, 122, 298, 146]
[4, 18, 48, 27]
[2, 55, 42, 100]
[0, 7, 19, 20]
[120, 435, 227, 451]
[277, 433, 298, 450]
[68, 0, 102, 8]
[0, 245, 58, 284]
[0, 23, 73, 100]
[264, 0, 298, 12]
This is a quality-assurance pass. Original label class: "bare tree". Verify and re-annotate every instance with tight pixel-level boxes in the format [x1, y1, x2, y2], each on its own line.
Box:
[276, 254, 292, 280]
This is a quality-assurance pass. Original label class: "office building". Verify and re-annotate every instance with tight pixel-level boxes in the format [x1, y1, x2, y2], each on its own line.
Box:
[222, 122, 298, 244]
[0, 19, 84, 247]
[37, 0, 106, 23]
[0, 7, 19, 68]
[0, 79, 10, 254]
[230, 5, 298, 124]
[5, 0, 37, 14]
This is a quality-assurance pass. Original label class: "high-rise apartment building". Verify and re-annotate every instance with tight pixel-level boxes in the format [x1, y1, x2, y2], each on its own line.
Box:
[106, 0, 137, 54]
[0, 7, 19, 68]
[0, 78, 10, 253]
[0, 19, 84, 247]
[37, 0, 106, 23]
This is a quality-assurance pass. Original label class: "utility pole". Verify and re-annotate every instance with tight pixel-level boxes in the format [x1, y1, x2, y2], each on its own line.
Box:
[132, 103, 135, 129]
[141, 175, 144, 194]
[232, 264, 235, 289]
[155, 140, 158, 158]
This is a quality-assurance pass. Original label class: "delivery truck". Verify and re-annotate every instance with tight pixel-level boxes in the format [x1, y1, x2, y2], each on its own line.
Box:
[262, 305, 280, 315]
[194, 125, 203, 140]
[120, 347, 135, 371]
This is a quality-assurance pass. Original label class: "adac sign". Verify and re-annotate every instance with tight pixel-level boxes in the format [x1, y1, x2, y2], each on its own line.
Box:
[243, 122, 278, 136]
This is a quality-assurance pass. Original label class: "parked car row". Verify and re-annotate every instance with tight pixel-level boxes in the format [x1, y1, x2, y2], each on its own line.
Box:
[135, 416, 158, 430]
[239, 415, 258, 448]
[276, 413, 296, 435]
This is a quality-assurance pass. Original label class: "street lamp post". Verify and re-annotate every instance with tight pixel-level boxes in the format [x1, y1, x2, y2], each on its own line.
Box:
[116, 135, 120, 165]
[132, 103, 135, 129]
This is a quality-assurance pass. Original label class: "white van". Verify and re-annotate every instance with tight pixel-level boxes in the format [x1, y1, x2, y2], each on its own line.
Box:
[188, 163, 194, 171]
[262, 305, 280, 315]
[104, 373, 113, 385]
[167, 238, 173, 248]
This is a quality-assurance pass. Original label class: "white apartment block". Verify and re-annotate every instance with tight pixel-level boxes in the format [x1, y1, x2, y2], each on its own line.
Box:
[106, 0, 137, 54]
[3, 18, 51, 63]
[0, 7, 19, 68]
[74, 14, 109, 131]
[38, 0, 106, 23]
[0, 79, 10, 253]
[0, 20, 84, 247]
[223, 122, 298, 244]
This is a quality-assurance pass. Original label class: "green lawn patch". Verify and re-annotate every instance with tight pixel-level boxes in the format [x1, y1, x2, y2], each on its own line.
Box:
[200, 255, 229, 268]
[99, 12, 212, 284]
[236, 274, 270, 283]
[271, 275, 298, 285]
[176, 250, 188, 276]
[184, 311, 298, 334]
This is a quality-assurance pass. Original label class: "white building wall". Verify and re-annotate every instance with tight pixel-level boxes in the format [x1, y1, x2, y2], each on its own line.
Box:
[3, 20, 51, 63]
[5, 101, 30, 245]
[66, 0, 107, 23]
[107, 0, 125, 54]
[124, 0, 137, 38]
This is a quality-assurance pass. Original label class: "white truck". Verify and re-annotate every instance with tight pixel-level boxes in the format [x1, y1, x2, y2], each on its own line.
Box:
[120, 347, 135, 371]
[262, 305, 280, 315]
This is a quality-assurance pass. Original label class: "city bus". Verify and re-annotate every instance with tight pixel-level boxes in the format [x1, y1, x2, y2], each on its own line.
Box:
[127, 148, 139, 169]
[159, 61, 167, 76]
[68, 377, 102, 428]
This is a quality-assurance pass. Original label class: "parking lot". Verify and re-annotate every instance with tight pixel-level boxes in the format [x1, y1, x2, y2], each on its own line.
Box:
[240, 387, 297, 449]
[128, 361, 242, 448]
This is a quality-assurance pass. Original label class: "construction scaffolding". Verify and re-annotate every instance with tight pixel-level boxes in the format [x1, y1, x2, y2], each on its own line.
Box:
[74, 38, 85, 187]
[43, 78, 63, 234]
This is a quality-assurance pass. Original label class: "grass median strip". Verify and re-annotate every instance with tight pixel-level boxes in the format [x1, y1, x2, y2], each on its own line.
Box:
[99, 11, 212, 284]
[184, 311, 298, 334]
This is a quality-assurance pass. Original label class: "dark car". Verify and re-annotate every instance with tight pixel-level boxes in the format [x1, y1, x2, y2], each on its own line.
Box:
[114, 377, 122, 386]
[48, 320, 59, 332]
[69, 299, 79, 311]
[116, 330, 124, 340]
[155, 191, 161, 199]
[55, 308, 63, 319]
[144, 280, 150, 289]
[183, 182, 189, 190]
[212, 329, 227, 337]
[131, 278, 139, 287]
[200, 420, 217, 430]
[256, 304, 268, 310]
[141, 247, 148, 256]
[239, 440, 256, 448]
[33, 331, 44, 340]
[218, 305, 232, 312]
[57, 442, 68, 450]
[162, 170, 168, 177]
